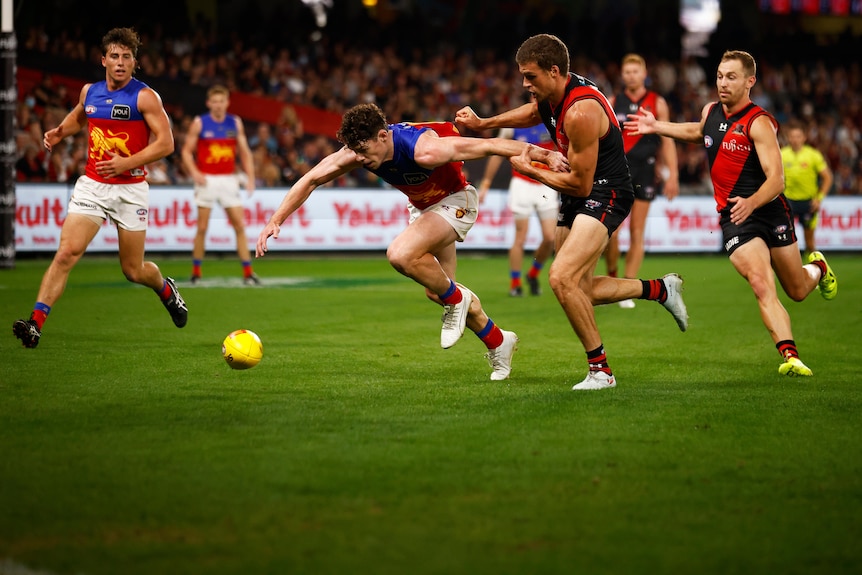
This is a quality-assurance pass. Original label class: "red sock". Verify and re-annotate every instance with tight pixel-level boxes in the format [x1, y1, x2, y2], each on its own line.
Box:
[439, 280, 463, 305]
[640, 279, 668, 302]
[586, 344, 613, 376]
[777, 340, 799, 361]
[30, 309, 48, 330]
[478, 319, 504, 349]
[156, 280, 173, 301]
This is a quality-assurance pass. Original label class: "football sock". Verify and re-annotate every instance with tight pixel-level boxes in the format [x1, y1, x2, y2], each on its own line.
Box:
[607, 268, 617, 278]
[242, 260, 253, 278]
[528, 260, 544, 278]
[192, 259, 202, 278]
[809, 259, 827, 279]
[439, 279, 463, 305]
[640, 279, 669, 303]
[586, 344, 613, 376]
[30, 302, 51, 330]
[776, 340, 799, 360]
[510, 270, 522, 289]
[155, 279, 173, 301]
[477, 319, 504, 349]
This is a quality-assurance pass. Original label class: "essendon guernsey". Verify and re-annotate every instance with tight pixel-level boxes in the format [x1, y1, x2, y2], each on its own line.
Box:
[703, 102, 778, 212]
[84, 77, 150, 184]
[614, 90, 661, 162]
[537, 73, 633, 196]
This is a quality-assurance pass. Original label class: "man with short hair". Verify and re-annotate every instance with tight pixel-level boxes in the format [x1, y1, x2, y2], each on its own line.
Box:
[257, 103, 568, 381]
[14, 27, 186, 348]
[780, 121, 833, 255]
[456, 34, 688, 390]
[181, 85, 259, 285]
[627, 50, 837, 377]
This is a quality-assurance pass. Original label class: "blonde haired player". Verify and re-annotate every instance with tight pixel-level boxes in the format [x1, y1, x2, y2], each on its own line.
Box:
[182, 85, 259, 285]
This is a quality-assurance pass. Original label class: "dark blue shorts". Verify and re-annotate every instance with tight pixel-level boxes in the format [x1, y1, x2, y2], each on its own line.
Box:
[786, 198, 816, 229]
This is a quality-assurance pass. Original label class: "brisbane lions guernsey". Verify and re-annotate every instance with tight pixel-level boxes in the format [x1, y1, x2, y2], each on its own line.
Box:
[197, 114, 239, 175]
[703, 101, 778, 212]
[510, 124, 555, 182]
[84, 77, 150, 184]
[368, 122, 468, 210]
[538, 73, 633, 197]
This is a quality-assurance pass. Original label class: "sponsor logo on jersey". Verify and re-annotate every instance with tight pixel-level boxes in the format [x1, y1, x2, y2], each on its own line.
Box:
[111, 105, 131, 120]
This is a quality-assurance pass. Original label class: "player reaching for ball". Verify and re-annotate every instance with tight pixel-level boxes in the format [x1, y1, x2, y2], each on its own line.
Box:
[256, 103, 568, 381]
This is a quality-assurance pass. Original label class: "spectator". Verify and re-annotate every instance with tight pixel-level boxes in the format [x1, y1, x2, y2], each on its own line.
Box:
[16, 144, 47, 181]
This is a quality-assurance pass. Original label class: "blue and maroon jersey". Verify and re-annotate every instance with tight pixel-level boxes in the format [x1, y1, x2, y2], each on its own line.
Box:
[510, 124, 554, 183]
[197, 113, 239, 175]
[368, 122, 468, 210]
[703, 101, 778, 212]
[538, 73, 633, 196]
[84, 78, 150, 184]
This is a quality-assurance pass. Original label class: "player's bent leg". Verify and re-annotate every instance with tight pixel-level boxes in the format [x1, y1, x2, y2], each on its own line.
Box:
[771, 243, 823, 301]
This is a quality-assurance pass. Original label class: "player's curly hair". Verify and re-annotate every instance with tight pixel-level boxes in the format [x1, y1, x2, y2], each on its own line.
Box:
[516, 34, 570, 75]
[337, 103, 388, 149]
[101, 27, 142, 58]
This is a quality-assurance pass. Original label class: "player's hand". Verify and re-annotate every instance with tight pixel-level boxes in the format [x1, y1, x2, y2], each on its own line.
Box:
[541, 149, 570, 173]
[454, 106, 482, 131]
[43, 125, 64, 152]
[94, 150, 128, 179]
[477, 184, 489, 204]
[192, 172, 207, 186]
[727, 196, 754, 225]
[255, 222, 280, 258]
[663, 176, 680, 201]
[246, 182, 255, 198]
[509, 145, 533, 175]
[625, 106, 657, 135]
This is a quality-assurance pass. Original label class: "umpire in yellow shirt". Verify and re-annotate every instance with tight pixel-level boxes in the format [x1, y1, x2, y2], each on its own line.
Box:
[781, 121, 833, 254]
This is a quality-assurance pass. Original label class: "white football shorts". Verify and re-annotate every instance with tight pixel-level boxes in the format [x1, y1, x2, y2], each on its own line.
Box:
[407, 185, 478, 242]
[67, 175, 150, 232]
[194, 174, 243, 209]
[508, 176, 559, 221]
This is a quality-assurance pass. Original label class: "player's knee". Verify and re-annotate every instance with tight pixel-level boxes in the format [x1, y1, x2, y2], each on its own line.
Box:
[747, 274, 773, 301]
[785, 283, 809, 302]
[386, 245, 415, 276]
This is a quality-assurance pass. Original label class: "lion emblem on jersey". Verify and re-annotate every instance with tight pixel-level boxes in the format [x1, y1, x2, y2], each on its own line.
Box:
[89, 126, 132, 160]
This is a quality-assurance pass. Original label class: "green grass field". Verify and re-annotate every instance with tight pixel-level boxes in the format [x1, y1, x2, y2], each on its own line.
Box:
[2, 252, 860, 575]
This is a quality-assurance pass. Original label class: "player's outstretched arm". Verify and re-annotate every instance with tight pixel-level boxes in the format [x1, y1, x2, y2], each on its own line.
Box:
[256, 147, 360, 257]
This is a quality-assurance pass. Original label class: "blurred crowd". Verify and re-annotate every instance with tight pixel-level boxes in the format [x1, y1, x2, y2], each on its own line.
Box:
[15, 24, 862, 195]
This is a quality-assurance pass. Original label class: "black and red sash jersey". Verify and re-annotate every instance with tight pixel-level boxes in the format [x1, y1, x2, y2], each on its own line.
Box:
[614, 90, 661, 162]
[703, 101, 778, 212]
[538, 73, 633, 196]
